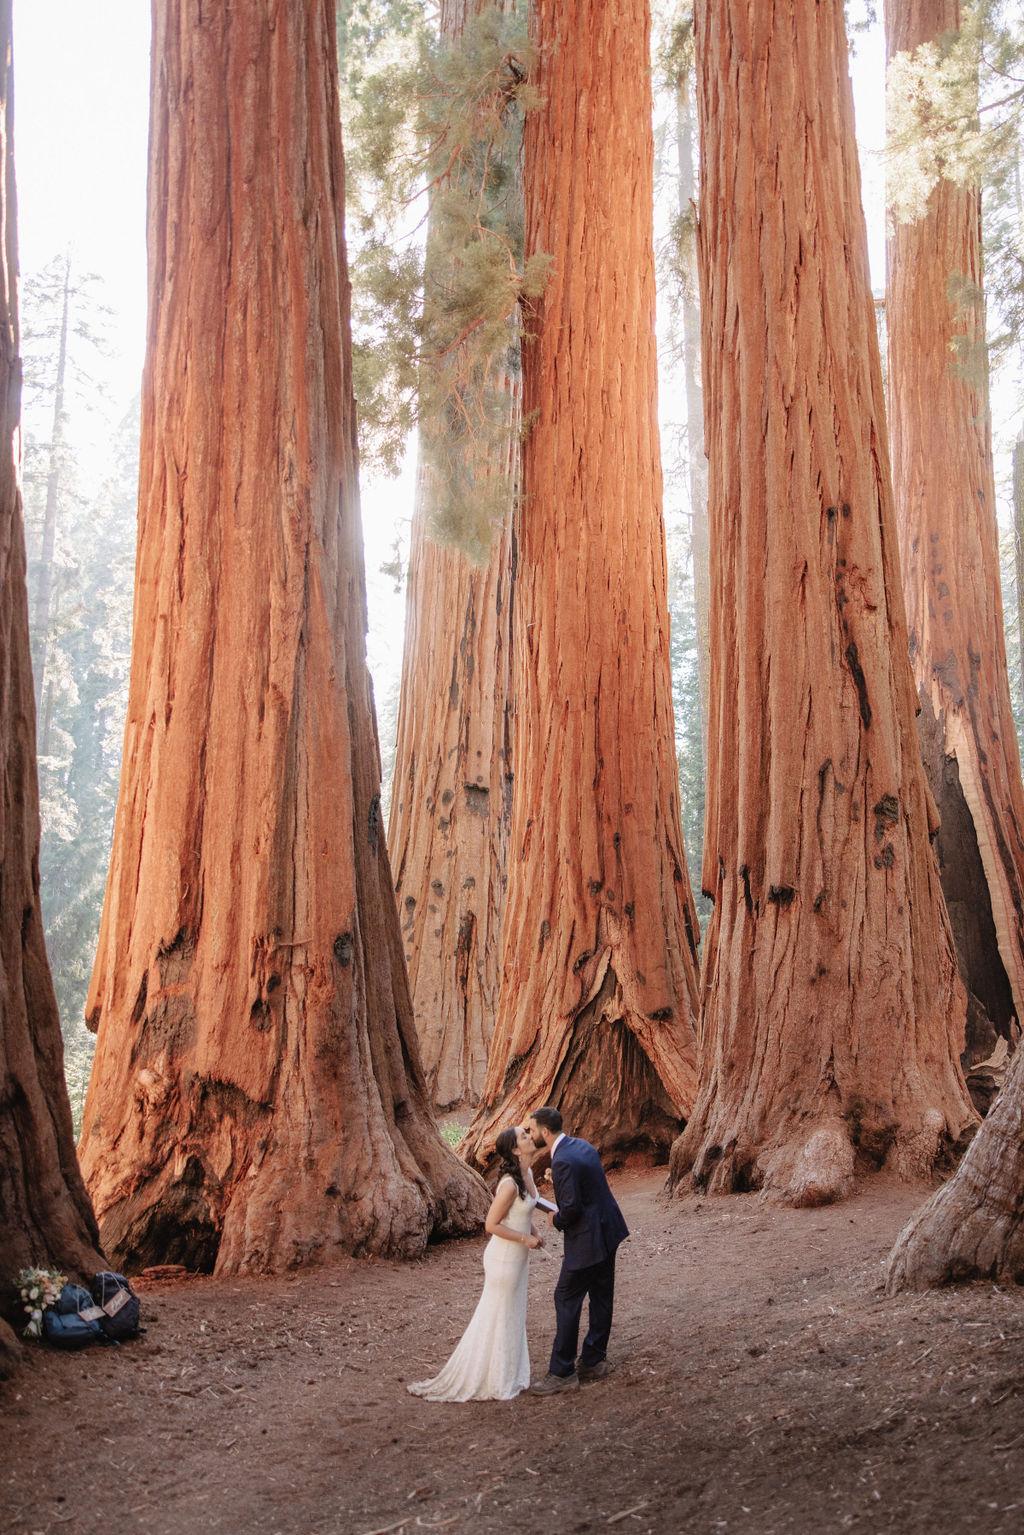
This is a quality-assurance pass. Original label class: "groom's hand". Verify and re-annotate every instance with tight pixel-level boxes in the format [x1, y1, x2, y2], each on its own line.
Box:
[547, 1211, 557, 1227]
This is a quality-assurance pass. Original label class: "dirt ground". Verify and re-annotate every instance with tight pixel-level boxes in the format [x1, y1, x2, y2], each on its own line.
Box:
[2, 1170, 1023, 1535]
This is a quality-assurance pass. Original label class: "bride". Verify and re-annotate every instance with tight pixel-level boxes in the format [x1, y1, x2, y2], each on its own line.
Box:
[408, 1125, 543, 1401]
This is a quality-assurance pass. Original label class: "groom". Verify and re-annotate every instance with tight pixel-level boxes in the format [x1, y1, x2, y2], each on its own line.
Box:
[527, 1106, 629, 1395]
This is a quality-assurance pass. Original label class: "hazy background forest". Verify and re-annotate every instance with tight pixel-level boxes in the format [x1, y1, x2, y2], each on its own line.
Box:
[13, 0, 1024, 1130]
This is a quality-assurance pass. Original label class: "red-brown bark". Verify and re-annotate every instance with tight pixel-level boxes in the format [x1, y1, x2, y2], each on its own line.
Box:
[78, 0, 487, 1275]
[461, 0, 700, 1170]
[887, 0, 1024, 1063]
[887, 1042, 1024, 1290]
[0, 0, 102, 1366]
[387, 0, 515, 1114]
[389, 505, 512, 1112]
[669, 0, 975, 1206]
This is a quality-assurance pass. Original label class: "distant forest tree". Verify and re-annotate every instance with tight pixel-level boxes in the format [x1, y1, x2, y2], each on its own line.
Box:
[21, 376, 138, 1127]
[0, 1, 102, 1370]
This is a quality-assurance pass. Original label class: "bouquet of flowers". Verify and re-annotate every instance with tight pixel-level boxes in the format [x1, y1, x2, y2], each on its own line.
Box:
[15, 1266, 67, 1338]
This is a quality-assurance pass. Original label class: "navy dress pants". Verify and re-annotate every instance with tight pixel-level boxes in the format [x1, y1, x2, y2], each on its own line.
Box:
[549, 1251, 617, 1377]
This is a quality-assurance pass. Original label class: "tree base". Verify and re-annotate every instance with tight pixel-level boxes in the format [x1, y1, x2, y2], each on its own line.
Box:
[86, 1066, 489, 1275]
[463, 962, 689, 1174]
[887, 1046, 1024, 1292]
[669, 1121, 853, 1207]
[670, 1106, 968, 1209]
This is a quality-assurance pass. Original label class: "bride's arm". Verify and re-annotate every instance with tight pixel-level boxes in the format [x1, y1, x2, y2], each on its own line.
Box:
[485, 1177, 540, 1248]
[524, 1169, 546, 1244]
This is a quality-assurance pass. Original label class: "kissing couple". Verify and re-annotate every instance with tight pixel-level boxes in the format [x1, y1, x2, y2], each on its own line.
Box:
[409, 1106, 629, 1401]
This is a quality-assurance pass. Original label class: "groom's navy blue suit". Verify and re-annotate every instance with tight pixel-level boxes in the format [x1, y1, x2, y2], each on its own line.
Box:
[549, 1135, 629, 1377]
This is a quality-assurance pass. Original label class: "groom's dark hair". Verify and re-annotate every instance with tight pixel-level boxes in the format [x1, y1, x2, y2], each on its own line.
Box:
[531, 1105, 562, 1133]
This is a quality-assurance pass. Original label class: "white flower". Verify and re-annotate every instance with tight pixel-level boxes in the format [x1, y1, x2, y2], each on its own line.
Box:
[13, 1264, 66, 1336]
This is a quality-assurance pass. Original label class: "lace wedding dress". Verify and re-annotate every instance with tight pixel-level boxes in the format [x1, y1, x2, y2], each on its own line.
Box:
[408, 1191, 536, 1401]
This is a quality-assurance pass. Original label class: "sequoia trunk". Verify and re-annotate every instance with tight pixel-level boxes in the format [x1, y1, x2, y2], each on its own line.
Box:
[79, 0, 487, 1275]
[0, 1, 102, 1366]
[887, 1043, 1024, 1290]
[670, 0, 975, 1205]
[389, 508, 513, 1113]
[887, 0, 1024, 1064]
[387, 0, 515, 1114]
[462, 0, 701, 1170]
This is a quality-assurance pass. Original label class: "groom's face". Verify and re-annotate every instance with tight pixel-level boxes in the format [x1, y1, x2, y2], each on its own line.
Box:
[528, 1116, 547, 1149]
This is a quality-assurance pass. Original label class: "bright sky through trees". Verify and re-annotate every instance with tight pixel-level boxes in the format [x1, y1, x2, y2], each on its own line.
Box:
[14, 0, 149, 408]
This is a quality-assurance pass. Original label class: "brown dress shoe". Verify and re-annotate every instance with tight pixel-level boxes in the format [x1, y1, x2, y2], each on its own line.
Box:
[530, 1371, 580, 1395]
[577, 1360, 609, 1382]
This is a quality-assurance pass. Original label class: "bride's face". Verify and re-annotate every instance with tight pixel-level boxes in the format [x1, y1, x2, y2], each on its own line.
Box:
[515, 1125, 533, 1156]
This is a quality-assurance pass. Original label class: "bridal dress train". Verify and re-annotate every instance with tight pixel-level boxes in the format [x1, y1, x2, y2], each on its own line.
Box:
[408, 1191, 537, 1401]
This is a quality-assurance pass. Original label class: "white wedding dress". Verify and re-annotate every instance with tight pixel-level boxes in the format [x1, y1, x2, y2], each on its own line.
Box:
[408, 1190, 536, 1401]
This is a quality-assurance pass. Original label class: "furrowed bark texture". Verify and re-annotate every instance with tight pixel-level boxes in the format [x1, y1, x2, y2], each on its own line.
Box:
[670, 0, 975, 1205]
[387, 0, 515, 1114]
[79, 0, 487, 1275]
[887, 0, 1024, 1061]
[389, 505, 512, 1113]
[0, 0, 102, 1364]
[887, 1043, 1024, 1290]
[462, 0, 700, 1170]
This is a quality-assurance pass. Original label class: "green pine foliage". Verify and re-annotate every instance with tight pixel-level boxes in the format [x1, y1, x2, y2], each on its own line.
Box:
[340, 1, 548, 562]
[885, 0, 1024, 374]
[886, 3, 1023, 225]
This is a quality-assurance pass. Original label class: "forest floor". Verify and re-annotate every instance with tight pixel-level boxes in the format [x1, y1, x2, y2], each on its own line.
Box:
[2, 1170, 1023, 1535]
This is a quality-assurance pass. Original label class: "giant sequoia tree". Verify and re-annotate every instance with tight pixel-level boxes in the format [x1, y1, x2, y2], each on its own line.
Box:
[462, 0, 701, 1168]
[79, 0, 487, 1274]
[0, 0, 102, 1366]
[387, 0, 517, 1113]
[887, 0, 1024, 1061]
[669, 0, 976, 1205]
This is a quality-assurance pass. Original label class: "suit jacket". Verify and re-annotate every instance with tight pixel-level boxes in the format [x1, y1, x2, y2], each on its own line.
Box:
[551, 1136, 629, 1271]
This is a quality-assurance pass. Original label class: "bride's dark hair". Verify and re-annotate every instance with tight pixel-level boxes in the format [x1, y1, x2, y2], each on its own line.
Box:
[495, 1127, 526, 1198]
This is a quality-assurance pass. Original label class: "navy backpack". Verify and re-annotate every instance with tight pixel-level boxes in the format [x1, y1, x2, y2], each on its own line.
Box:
[42, 1283, 104, 1349]
[91, 1271, 142, 1342]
